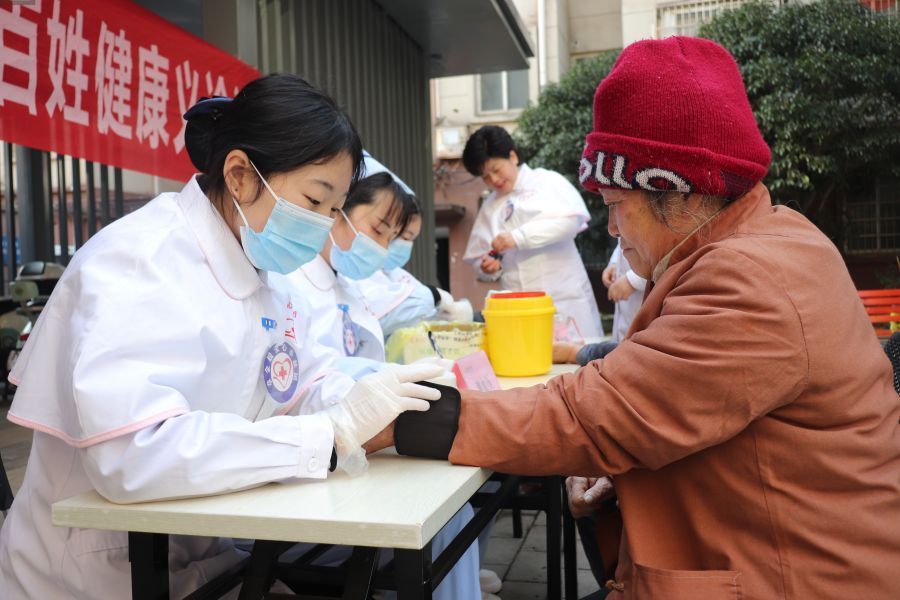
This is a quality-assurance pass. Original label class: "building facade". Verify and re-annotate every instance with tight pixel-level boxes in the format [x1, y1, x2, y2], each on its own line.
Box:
[0, 0, 532, 290]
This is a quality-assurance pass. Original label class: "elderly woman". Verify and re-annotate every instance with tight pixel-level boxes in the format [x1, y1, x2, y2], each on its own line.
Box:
[381, 37, 900, 599]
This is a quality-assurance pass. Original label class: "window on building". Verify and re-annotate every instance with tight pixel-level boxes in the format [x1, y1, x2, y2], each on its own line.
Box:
[479, 70, 529, 113]
[846, 179, 900, 254]
[656, 0, 750, 38]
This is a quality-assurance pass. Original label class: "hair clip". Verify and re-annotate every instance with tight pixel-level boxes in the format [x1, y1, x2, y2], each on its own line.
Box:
[183, 96, 233, 121]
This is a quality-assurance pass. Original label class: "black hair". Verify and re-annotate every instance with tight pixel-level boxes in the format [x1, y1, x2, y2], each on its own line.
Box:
[184, 74, 363, 208]
[398, 191, 421, 236]
[462, 125, 518, 176]
[343, 172, 413, 234]
[402, 190, 420, 216]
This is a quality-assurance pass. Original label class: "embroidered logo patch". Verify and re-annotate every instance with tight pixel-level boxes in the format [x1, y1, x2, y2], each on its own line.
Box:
[338, 303, 358, 357]
[263, 342, 299, 403]
[503, 200, 514, 222]
[261, 317, 276, 331]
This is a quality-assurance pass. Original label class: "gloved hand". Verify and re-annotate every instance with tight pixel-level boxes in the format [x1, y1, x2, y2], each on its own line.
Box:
[436, 288, 474, 322]
[412, 356, 455, 372]
[439, 299, 474, 322]
[325, 363, 443, 475]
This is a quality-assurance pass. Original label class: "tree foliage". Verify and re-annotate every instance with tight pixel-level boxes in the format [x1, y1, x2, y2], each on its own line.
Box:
[515, 0, 900, 260]
[700, 0, 900, 232]
[515, 51, 620, 265]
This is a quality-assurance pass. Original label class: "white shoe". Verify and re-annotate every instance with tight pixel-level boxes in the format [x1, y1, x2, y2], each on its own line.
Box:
[482, 593, 502, 600]
[480, 568, 503, 594]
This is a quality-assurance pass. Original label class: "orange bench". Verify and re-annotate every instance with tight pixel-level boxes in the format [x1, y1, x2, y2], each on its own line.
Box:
[859, 289, 900, 338]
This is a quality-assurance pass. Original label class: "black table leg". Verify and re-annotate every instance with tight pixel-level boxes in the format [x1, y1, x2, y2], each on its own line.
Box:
[394, 545, 433, 600]
[129, 531, 169, 600]
[238, 540, 288, 600]
[546, 476, 562, 600]
[341, 547, 380, 600]
[562, 482, 578, 599]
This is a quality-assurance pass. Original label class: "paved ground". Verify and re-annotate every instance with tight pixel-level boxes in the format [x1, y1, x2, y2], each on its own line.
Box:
[1, 399, 602, 599]
[483, 508, 601, 600]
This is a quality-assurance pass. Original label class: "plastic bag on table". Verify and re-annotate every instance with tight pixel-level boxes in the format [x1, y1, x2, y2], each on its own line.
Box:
[385, 321, 485, 364]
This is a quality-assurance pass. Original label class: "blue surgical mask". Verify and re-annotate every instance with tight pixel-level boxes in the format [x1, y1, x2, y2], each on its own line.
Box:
[384, 239, 413, 270]
[329, 209, 389, 280]
[231, 161, 334, 274]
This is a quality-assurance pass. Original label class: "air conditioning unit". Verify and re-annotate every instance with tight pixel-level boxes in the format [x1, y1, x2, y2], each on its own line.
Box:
[435, 126, 467, 159]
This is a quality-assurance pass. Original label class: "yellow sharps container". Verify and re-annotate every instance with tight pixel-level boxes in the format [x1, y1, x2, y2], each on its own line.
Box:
[482, 291, 556, 377]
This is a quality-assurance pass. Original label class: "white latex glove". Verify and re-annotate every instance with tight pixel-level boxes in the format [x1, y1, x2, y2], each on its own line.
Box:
[436, 288, 455, 308]
[438, 299, 474, 322]
[412, 356, 455, 372]
[325, 363, 443, 475]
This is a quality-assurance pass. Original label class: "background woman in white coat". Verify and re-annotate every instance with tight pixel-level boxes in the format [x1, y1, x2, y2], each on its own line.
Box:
[0, 75, 442, 599]
[461, 125, 603, 338]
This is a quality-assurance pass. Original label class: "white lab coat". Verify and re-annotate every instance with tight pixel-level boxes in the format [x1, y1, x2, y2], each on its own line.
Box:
[463, 163, 603, 338]
[276, 255, 387, 381]
[608, 240, 646, 343]
[349, 268, 438, 337]
[0, 177, 355, 599]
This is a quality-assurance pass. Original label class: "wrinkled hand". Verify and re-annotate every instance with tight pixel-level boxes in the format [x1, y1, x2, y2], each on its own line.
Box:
[566, 476, 614, 519]
[480, 257, 502, 274]
[552, 342, 580, 364]
[491, 232, 517, 253]
[608, 276, 636, 301]
[326, 363, 443, 475]
[602, 264, 617, 288]
[363, 422, 396, 455]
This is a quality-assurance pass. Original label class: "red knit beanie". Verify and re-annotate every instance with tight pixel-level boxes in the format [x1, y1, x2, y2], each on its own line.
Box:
[579, 36, 770, 199]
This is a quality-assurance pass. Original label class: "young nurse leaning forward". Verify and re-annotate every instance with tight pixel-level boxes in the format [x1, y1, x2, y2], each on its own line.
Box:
[374, 37, 900, 599]
[0, 74, 444, 599]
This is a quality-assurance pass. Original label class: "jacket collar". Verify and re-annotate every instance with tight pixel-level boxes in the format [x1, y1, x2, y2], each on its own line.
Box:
[176, 176, 261, 300]
[512, 163, 533, 194]
[300, 253, 336, 291]
[651, 182, 774, 282]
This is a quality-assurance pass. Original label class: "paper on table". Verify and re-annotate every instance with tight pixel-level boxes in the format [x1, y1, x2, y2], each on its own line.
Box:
[452, 350, 501, 392]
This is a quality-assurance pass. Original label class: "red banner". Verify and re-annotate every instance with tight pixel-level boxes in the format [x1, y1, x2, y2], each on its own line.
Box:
[0, 0, 260, 181]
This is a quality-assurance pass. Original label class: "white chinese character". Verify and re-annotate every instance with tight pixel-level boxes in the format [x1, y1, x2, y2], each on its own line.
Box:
[204, 71, 227, 97]
[136, 44, 170, 149]
[45, 1, 90, 125]
[95, 21, 133, 139]
[173, 60, 199, 153]
[0, 5, 38, 115]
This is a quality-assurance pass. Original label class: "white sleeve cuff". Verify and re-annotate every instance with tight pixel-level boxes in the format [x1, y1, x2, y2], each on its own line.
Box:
[293, 412, 335, 479]
[510, 229, 528, 250]
[625, 269, 647, 291]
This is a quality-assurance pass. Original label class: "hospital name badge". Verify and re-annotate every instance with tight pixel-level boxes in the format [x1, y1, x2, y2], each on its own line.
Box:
[263, 342, 300, 403]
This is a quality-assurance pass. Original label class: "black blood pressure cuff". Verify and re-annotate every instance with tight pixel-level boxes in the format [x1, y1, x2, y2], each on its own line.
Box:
[395, 381, 461, 460]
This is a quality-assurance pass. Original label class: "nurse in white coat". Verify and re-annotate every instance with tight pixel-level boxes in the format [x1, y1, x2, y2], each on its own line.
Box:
[351, 199, 474, 337]
[278, 171, 482, 600]
[462, 125, 603, 338]
[603, 239, 647, 343]
[280, 171, 408, 368]
[0, 75, 442, 599]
